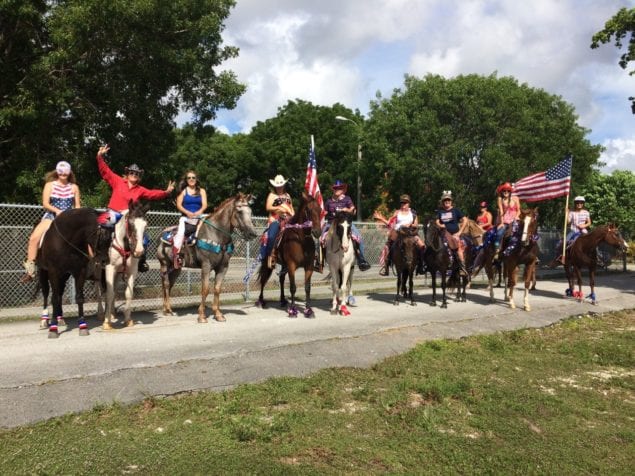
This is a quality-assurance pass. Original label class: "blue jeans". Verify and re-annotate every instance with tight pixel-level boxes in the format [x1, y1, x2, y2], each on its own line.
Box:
[260, 220, 281, 258]
[495, 224, 510, 248]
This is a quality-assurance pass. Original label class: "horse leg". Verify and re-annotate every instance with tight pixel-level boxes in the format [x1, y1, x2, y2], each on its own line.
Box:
[507, 265, 517, 309]
[574, 265, 584, 302]
[279, 269, 288, 308]
[588, 265, 597, 304]
[346, 267, 355, 306]
[160, 253, 174, 315]
[394, 272, 401, 305]
[429, 271, 437, 307]
[103, 264, 117, 330]
[330, 268, 340, 315]
[198, 263, 212, 323]
[39, 269, 50, 329]
[303, 268, 314, 318]
[286, 265, 298, 317]
[408, 270, 416, 306]
[122, 267, 137, 327]
[211, 272, 227, 322]
[48, 273, 68, 338]
[523, 263, 534, 312]
[74, 268, 89, 336]
[256, 265, 274, 308]
[440, 272, 448, 309]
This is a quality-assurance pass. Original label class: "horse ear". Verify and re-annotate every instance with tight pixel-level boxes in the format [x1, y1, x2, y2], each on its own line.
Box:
[142, 202, 151, 213]
[128, 198, 135, 210]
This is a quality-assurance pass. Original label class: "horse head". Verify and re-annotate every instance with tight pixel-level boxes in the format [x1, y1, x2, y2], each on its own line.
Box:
[230, 192, 258, 239]
[126, 199, 149, 258]
[520, 207, 539, 246]
[605, 223, 628, 252]
[396, 226, 418, 269]
[423, 217, 443, 251]
[297, 191, 322, 239]
[333, 212, 353, 253]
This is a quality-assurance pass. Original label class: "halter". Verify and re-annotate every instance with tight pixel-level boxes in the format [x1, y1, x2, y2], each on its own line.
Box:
[196, 208, 235, 255]
[111, 213, 143, 275]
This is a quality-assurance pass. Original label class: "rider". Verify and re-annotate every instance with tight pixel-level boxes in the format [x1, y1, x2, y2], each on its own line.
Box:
[435, 191, 468, 276]
[261, 174, 294, 268]
[172, 170, 208, 269]
[96, 145, 175, 272]
[320, 180, 371, 272]
[566, 196, 592, 242]
[22, 161, 81, 281]
[374, 194, 425, 276]
[475, 201, 493, 232]
[493, 182, 521, 260]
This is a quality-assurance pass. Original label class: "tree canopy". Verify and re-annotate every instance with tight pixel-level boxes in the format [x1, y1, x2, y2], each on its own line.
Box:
[1, 0, 244, 204]
[591, 7, 635, 75]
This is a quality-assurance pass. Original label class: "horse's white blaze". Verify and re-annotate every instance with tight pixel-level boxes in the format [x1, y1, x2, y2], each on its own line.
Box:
[131, 217, 146, 257]
[521, 215, 531, 243]
[326, 219, 356, 314]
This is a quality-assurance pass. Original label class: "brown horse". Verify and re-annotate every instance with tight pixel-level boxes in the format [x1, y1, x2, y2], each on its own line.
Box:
[157, 193, 257, 322]
[392, 225, 419, 306]
[498, 208, 539, 311]
[563, 224, 627, 304]
[256, 192, 322, 317]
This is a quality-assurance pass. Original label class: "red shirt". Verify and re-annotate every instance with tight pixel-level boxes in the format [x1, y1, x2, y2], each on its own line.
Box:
[97, 153, 170, 211]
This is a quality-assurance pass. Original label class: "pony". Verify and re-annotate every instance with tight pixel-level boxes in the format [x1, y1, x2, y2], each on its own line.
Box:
[257, 191, 322, 317]
[102, 200, 150, 330]
[156, 193, 257, 322]
[391, 225, 419, 306]
[325, 212, 356, 315]
[37, 208, 99, 338]
[563, 224, 627, 304]
[496, 208, 540, 311]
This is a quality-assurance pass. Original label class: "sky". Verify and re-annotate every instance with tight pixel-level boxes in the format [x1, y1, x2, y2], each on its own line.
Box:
[188, 0, 635, 174]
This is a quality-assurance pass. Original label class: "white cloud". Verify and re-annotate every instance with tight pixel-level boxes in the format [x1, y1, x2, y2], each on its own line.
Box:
[599, 136, 635, 173]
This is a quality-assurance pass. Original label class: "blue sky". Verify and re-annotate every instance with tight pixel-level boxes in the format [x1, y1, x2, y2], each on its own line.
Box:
[180, 0, 635, 173]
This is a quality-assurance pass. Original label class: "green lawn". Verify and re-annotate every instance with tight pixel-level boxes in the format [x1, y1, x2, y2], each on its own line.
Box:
[2, 310, 633, 475]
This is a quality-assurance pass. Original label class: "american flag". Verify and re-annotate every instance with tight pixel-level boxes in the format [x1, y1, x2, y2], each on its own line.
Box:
[305, 136, 326, 222]
[513, 156, 572, 202]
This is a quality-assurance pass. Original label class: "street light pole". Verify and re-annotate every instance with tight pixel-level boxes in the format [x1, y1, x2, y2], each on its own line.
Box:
[335, 115, 363, 222]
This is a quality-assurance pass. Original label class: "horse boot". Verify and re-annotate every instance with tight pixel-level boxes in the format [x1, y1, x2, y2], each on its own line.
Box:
[138, 252, 150, 273]
[353, 241, 371, 271]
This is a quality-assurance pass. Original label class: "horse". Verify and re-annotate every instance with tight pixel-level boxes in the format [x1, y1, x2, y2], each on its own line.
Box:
[496, 208, 540, 311]
[325, 212, 356, 315]
[156, 193, 257, 322]
[102, 200, 150, 330]
[422, 218, 452, 308]
[563, 224, 628, 304]
[391, 225, 419, 306]
[37, 208, 99, 338]
[256, 191, 322, 317]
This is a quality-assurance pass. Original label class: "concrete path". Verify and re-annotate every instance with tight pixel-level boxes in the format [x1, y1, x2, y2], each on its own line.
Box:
[1, 272, 633, 428]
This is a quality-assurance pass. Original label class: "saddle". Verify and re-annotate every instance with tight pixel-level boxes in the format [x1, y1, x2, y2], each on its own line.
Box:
[160, 224, 198, 246]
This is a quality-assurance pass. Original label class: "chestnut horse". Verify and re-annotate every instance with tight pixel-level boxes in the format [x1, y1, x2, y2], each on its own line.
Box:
[563, 224, 627, 304]
[257, 192, 322, 317]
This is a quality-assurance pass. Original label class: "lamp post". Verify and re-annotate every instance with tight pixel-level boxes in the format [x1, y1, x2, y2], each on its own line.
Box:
[335, 115, 363, 222]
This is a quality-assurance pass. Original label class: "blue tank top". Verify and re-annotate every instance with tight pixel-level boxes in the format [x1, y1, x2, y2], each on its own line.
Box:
[182, 189, 202, 214]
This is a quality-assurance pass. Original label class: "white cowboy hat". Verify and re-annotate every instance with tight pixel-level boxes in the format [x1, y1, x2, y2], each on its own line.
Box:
[269, 174, 288, 187]
[573, 196, 585, 202]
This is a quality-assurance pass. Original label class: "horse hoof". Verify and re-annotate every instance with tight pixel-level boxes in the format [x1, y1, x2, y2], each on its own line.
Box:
[347, 296, 356, 306]
[330, 309, 338, 315]
[288, 306, 298, 318]
[198, 316, 208, 323]
[410, 301, 417, 307]
[303, 307, 315, 318]
[393, 300, 399, 306]
[57, 317, 67, 327]
[39, 319, 49, 330]
[125, 320, 134, 328]
[255, 299, 265, 308]
[280, 300, 289, 308]
[102, 322, 113, 331]
[429, 301, 437, 307]
[524, 306, 531, 312]
[214, 315, 226, 322]
[48, 330, 59, 339]
[441, 303, 448, 309]
[79, 328, 90, 336]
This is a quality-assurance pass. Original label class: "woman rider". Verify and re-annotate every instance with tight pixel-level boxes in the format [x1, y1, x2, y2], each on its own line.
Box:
[172, 170, 208, 269]
[435, 191, 468, 276]
[96, 145, 175, 272]
[493, 182, 520, 260]
[261, 174, 294, 268]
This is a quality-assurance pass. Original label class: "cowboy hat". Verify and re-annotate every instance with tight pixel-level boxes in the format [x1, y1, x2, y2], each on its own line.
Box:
[496, 182, 513, 195]
[440, 190, 453, 202]
[479, 201, 488, 208]
[269, 174, 288, 187]
[125, 163, 144, 175]
[332, 179, 347, 190]
[573, 196, 585, 202]
[399, 194, 411, 203]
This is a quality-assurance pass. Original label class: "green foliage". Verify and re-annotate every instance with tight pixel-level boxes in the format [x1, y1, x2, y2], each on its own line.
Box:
[591, 7, 635, 75]
[364, 74, 602, 225]
[1, 0, 244, 205]
[579, 170, 635, 238]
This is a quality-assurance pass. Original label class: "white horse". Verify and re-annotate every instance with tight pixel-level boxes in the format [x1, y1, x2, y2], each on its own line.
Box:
[103, 200, 149, 329]
[325, 213, 356, 315]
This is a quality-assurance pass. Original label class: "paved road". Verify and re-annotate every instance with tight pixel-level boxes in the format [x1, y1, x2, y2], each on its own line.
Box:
[1, 272, 633, 428]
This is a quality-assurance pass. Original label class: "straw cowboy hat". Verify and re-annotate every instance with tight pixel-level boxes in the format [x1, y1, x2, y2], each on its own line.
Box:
[269, 174, 288, 187]
[573, 196, 586, 203]
[399, 194, 411, 203]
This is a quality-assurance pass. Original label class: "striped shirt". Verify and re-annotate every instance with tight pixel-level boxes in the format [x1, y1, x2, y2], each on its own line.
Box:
[42, 181, 75, 219]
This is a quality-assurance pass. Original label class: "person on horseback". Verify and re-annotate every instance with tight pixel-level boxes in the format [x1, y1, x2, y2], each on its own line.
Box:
[22, 161, 81, 281]
[320, 180, 370, 272]
[493, 182, 520, 260]
[475, 201, 493, 232]
[261, 174, 294, 268]
[435, 191, 468, 276]
[96, 145, 175, 272]
[566, 196, 592, 242]
[172, 170, 208, 269]
[374, 194, 425, 276]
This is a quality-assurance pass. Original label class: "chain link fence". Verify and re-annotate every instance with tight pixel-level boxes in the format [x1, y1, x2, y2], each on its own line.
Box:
[0, 203, 625, 318]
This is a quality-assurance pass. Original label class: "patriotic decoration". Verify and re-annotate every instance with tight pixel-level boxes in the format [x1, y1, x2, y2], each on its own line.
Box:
[305, 136, 326, 222]
[513, 156, 572, 202]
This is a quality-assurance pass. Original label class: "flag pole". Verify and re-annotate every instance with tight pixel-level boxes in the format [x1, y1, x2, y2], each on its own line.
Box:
[311, 134, 315, 151]
[561, 193, 570, 261]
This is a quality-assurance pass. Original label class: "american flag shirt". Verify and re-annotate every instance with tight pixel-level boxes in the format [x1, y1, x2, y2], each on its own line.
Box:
[42, 181, 75, 219]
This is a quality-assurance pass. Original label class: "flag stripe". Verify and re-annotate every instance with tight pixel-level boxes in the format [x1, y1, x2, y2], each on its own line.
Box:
[305, 139, 326, 222]
[513, 156, 572, 202]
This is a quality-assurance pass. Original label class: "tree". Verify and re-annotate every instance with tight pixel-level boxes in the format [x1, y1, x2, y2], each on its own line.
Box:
[0, 0, 245, 204]
[591, 7, 635, 75]
[578, 170, 635, 239]
[363, 74, 602, 227]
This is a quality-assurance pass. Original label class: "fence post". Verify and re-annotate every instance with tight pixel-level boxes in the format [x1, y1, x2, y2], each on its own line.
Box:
[244, 241, 251, 302]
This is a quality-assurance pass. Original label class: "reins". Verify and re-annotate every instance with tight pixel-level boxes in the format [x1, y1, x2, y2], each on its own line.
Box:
[52, 218, 94, 260]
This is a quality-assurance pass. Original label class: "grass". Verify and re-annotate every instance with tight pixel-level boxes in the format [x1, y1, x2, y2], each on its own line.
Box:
[1, 310, 633, 474]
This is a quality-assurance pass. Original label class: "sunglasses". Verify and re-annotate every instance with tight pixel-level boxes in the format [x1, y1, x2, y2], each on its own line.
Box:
[128, 171, 140, 177]
[187, 176, 197, 180]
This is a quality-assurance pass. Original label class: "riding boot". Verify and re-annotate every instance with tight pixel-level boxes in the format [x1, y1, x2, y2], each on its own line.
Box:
[458, 258, 468, 277]
[138, 253, 150, 273]
[314, 245, 324, 273]
[416, 247, 426, 275]
[172, 247, 182, 269]
[353, 242, 371, 271]
[21, 260, 36, 282]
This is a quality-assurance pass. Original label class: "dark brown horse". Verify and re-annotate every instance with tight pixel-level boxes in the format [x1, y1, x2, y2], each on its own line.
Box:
[38, 208, 99, 338]
[157, 193, 257, 322]
[392, 225, 419, 306]
[498, 208, 539, 311]
[422, 217, 452, 308]
[256, 192, 322, 317]
[563, 224, 627, 304]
